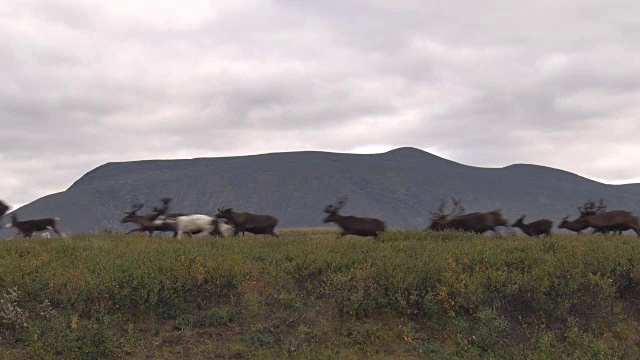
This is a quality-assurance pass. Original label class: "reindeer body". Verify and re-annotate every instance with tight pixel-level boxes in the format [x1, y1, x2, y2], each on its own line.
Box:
[164, 215, 216, 239]
[430, 211, 507, 234]
[323, 213, 385, 238]
[5, 215, 62, 238]
[121, 199, 184, 236]
[322, 196, 385, 238]
[560, 211, 640, 236]
[121, 211, 171, 235]
[427, 198, 507, 234]
[215, 208, 278, 237]
[512, 216, 553, 237]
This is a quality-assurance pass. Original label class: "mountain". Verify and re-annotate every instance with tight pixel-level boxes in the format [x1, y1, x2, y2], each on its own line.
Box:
[4, 147, 640, 234]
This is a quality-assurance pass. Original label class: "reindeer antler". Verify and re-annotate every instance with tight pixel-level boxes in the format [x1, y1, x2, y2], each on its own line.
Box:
[323, 195, 348, 214]
[430, 199, 447, 216]
[450, 197, 465, 217]
[578, 199, 604, 216]
[335, 195, 348, 210]
[126, 203, 144, 215]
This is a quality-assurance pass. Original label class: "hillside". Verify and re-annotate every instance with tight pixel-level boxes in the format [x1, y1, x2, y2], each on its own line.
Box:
[5, 147, 640, 234]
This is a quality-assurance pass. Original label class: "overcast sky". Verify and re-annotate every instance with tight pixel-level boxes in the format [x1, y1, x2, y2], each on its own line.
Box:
[2, 0, 640, 208]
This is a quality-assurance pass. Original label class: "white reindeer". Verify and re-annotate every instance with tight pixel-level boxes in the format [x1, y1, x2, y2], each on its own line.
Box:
[156, 215, 233, 239]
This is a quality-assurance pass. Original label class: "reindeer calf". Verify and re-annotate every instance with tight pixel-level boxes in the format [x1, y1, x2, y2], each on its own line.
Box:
[5, 214, 62, 238]
[512, 216, 553, 237]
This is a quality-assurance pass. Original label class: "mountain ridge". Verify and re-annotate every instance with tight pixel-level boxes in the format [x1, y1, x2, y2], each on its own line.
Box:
[5, 147, 640, 234]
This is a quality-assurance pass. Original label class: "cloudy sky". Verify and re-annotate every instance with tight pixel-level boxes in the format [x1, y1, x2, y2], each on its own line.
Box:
[2, 0, 640, 208]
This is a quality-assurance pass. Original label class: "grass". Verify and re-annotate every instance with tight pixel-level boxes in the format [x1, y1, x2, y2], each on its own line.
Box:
[1, 228, 640, 359]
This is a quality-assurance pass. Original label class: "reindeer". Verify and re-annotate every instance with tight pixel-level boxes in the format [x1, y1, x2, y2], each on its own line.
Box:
[512, 215, 553, 237]
[322, 196, 385, 238]
[215, 208, 279, 237]
[558, 198, 607, 234]
[154, 214, 234, 239]
[160, 214, 217, 239]
[427, 197, 508, 234]
[0, 200, 9, 217]
[559, 199, 640, 236]
[121, 199, 184, 236]
[121, 203, 164, 235]
[5, 214, 63, 238]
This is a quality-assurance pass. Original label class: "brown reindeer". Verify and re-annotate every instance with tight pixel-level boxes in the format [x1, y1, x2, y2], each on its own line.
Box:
[559, 199, 640, 236]
[5, 214, 63, 238]
[215, 208, 278, 237]
[512, 215, 553, 237]
[427, 197, 508, 234]
[121, 200, 184, 236]
[322, 196, 386, 238]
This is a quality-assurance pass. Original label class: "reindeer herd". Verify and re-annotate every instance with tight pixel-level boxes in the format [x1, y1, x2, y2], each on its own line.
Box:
[1, 196, 640, 239]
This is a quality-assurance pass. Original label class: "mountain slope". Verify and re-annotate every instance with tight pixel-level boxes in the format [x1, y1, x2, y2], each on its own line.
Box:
[5, 147, 640, 234]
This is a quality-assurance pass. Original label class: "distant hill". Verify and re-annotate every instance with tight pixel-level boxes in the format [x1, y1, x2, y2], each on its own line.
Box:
[4, 147, 640, 234]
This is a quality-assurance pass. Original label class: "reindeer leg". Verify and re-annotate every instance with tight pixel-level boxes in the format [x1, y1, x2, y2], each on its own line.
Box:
[52, 226, 63, 237]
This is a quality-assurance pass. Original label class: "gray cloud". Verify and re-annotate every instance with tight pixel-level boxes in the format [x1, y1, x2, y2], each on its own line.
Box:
[2, 0, 640, 207]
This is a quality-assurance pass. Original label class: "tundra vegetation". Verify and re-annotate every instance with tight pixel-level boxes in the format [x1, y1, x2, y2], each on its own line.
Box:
[1, 229, 640, 359]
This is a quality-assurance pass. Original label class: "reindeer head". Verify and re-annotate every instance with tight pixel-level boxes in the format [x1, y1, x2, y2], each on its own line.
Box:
[216, 207, 234, 221]
[512, 215, 526, 227]
[558, 215, 571, 229]
[121, 203, 144, 223]
[0, 200, 9, 217]
[323, 196, 347, 223]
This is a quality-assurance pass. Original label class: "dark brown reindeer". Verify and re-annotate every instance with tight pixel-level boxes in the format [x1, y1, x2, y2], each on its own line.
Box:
[559, 199, 640, 236]
[427, 197, 508, 234]
[121, 199, 184, 236]
[512, 215, 553, 237]
[0, 200, 9, 218]
[558, 199, 606, 234]
[322, 196, 386, 238]
[216, 207, 279, 237]
[5, 213, 63, 238]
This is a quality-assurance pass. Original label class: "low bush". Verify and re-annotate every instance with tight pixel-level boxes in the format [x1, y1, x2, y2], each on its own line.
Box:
[0, 230, 639, 358]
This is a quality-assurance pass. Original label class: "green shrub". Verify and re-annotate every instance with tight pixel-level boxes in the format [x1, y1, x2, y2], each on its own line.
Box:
[0, 231, 639, 358]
